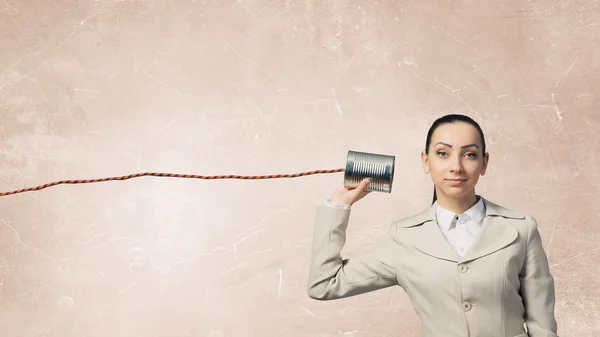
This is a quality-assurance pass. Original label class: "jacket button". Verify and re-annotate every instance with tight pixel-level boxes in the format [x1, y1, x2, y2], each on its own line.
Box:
[462, 301, 472, 311]
[458, 264, 468, 273]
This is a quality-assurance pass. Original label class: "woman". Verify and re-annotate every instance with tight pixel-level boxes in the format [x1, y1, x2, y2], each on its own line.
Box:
[307, 114, 558, 337]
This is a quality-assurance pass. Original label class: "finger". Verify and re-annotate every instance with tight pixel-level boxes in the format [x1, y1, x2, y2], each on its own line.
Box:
[354, 178, 370, 194]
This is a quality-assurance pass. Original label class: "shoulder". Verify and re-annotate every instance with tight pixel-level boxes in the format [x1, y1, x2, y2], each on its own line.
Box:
[486, 198, 539, 232]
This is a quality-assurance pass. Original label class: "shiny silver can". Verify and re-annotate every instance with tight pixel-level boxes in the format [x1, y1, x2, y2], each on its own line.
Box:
[344, 150, 395, 193]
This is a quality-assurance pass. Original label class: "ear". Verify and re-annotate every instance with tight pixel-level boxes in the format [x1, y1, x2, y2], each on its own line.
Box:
[480, 152, 489, 176]
[421, 151, 430, 174]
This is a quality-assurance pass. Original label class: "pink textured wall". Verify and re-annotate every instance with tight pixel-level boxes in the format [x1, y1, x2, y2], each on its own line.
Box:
[1, 1, 599, 336]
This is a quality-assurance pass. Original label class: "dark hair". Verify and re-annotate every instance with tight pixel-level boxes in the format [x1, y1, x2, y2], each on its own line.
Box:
[425, 114, 486, 205]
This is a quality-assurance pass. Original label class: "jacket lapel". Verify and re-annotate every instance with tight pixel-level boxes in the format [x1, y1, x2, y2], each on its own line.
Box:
[391, 204, 461, 262]
[461, 198, 524, 263]
[390, 197, 525, 264]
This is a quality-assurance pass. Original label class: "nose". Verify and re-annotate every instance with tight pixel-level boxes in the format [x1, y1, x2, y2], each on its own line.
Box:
[449, 155, 463, 172]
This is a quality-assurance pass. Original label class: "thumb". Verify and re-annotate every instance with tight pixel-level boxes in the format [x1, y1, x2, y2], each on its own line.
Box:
[353, 178, 371, 195]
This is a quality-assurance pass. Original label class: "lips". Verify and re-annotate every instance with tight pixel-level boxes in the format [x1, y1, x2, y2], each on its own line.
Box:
[446, 179, 467, 185]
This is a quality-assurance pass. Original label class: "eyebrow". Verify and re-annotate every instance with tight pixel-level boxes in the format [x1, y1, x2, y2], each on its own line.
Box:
[435, 142, 480, 150]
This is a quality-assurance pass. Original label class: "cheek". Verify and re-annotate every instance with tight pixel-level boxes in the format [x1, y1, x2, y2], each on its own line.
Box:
[465, 160, 482, 172]
[429, 165, 445, 177]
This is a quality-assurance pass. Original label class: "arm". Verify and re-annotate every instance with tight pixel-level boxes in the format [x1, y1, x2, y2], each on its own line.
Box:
[520, 216, 558, 336]
[307, 203, 399, 300]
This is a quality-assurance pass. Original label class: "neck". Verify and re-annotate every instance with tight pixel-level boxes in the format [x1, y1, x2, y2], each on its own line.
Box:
[435, 191, 479, 214]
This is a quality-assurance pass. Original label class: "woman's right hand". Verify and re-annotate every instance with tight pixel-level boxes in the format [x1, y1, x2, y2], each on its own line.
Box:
[328, 178, 372, 206]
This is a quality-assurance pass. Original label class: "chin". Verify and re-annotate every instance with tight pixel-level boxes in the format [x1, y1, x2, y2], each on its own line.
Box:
[442, 188, 471, 197]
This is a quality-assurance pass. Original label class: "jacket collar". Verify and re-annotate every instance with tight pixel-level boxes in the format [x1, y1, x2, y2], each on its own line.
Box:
[390, 196, 525, 263]
[435, 195, 485, 230]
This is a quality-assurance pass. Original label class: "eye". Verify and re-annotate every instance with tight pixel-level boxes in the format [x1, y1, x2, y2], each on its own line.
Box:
[465, 153, 477, 158]
[437, 151, 448, 157]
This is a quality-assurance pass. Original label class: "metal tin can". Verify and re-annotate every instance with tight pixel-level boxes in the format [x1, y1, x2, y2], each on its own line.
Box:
[344, 150, 395, 193]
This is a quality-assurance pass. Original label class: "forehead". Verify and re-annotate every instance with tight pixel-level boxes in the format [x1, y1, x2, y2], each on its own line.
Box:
[431, 122, 481, 146]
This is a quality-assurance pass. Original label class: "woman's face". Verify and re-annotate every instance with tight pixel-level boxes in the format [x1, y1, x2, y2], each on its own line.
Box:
[421, 122, 489, 199]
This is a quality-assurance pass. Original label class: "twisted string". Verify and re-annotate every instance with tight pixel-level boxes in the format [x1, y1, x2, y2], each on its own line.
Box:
[0, 168, 345, 196]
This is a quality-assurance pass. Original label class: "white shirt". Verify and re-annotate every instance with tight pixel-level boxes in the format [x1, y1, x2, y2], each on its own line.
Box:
[434, 196, 485, 257]
[323, 196, 486, 257]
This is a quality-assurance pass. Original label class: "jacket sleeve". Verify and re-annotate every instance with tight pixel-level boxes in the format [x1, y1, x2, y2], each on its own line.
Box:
[520, 216, 558, 336]
[307, 203, 399, 300]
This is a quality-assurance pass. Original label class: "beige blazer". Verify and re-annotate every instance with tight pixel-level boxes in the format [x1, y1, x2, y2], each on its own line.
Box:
[307, 196, 558, 337]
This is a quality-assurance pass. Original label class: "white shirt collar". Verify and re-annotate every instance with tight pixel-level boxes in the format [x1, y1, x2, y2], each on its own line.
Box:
[435, 196, 486, 230]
